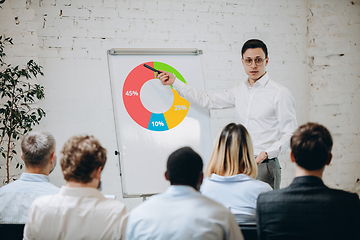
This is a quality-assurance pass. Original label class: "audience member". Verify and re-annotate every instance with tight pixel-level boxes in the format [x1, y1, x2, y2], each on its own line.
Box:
[24, 135, 128, 240]
[0, 131, 59, 224]
[256, 122, 360, 240]
[201, 123, 272, 224]
[126, 147, 243, 240]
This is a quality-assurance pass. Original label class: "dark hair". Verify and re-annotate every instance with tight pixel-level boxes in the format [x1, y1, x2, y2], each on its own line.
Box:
[21, 131, 55, 169]
[60, 135, 107, 183]
[291, 122, 333, 171]
[166, 147, 203, 188]
[241, 39, 268, 58]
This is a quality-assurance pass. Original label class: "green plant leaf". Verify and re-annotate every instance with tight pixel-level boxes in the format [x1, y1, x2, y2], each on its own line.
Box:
[0, 35, 46, 184]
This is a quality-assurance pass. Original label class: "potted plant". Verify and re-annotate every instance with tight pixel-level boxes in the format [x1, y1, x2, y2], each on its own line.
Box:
[0, 36, 46, 184]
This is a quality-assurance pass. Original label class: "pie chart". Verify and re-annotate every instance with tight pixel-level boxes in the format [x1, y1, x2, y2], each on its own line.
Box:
[122, 61, 190, 131]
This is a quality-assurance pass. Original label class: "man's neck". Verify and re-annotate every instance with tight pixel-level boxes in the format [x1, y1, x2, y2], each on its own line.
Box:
[25, 168, 49, 176]
[295, 166, 324, 179]
[248, 71, 266, 87]
[66, 180, 97, 189]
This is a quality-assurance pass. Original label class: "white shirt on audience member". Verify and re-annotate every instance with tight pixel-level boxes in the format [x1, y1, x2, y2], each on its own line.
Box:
[126, 185, 243, 240]
[23, 186, 128, 240]
[201, 174, 272, 224]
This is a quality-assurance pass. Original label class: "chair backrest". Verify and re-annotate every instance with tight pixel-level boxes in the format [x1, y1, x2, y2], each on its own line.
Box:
[239, 224, 258, 240]
[0, 224, 25, 240]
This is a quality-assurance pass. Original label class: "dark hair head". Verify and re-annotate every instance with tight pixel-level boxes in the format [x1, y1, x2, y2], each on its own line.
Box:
[60, 135, 107, 183]
[291, 122, 333, 171]
[241, 39, 268, 58]
[21, 131, 55, 169]
[166, 147, 203, 188]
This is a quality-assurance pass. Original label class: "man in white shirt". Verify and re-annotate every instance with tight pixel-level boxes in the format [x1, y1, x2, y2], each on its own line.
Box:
[157, 39, 298, 189]
[0, 131, 59, 224]
[24, 135, 128, 240]
[126, 147, 243, 240]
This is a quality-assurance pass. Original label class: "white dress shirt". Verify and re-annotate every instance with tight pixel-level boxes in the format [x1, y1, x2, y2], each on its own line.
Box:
[24, 186, 128, 240]
[126, 185, 243, 240]
[201, 174, 272, 224]
[0, 173, 59, 224]
[172, 73, 298, 158]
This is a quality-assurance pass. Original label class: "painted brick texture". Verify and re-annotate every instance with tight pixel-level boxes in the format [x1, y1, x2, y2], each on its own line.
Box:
[307, 0, 360, 193]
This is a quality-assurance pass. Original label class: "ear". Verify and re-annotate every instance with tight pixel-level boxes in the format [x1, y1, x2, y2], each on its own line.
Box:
[95, 166, 102, 180]
[241, 58, 246, 67]
[290, 151, 296, 163]
[50, 152, 56, 165]
[195, 172, 204, 191]
[265, 57, 269, 66]
[326, 153, 332, 165]
[164, 170, 169, 181]
[198, 172, 204, 185]
[21, 152, 24, 161]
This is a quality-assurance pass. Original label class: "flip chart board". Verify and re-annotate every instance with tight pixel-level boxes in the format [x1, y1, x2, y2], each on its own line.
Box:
[107, 49, 213, 197]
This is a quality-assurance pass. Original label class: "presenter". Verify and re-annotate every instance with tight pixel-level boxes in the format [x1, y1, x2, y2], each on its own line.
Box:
[157, 39, 297, 189]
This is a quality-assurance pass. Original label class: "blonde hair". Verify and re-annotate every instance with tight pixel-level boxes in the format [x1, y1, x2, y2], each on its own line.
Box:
[205, 123, 257, 178]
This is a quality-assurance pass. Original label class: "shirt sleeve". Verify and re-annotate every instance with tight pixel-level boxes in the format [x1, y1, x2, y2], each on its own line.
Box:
[120, 211, 129, 240]
[256, 194, 267, 240]
[23, 202, 37, 240]
[125, 213, 135, 240]
[266, 88, 298, 158]
[172, 78, 237, 110]
[227, 211, 244, 240]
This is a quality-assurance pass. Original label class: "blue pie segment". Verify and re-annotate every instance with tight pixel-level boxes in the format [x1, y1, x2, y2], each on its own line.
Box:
[147, 113, 169, 131]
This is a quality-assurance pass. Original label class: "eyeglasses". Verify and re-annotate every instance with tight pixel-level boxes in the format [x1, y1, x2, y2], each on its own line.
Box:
[243, 58, 265, 66]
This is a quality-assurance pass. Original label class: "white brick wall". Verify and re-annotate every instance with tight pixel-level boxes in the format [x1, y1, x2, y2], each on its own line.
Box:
[307, 0, 360, 193]
[0, 0, 359, 210]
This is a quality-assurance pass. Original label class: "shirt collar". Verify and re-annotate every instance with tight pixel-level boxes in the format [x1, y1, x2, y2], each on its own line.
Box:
[245, 72, 270, 89]
[59, 186, 106, 199]
[19, 172, 50, 182]
[164, 185, 199, 197]
[290, 176, 326, 187]
[209, 173, 254, 182]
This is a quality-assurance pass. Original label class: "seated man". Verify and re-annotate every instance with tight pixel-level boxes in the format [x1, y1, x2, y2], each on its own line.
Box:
[256, 122, 360, 240]
[0, 131, 59, 224]
[24, 135, 128, 240]
[126, 147, 243, 240]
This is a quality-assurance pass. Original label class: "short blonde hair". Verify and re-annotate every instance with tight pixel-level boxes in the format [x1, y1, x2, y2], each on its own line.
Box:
[205, 123, 257, 178]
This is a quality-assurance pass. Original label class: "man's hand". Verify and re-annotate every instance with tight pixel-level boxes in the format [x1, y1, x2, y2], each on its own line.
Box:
[255, 151, 268, 165]
[156, 71, 175, 85]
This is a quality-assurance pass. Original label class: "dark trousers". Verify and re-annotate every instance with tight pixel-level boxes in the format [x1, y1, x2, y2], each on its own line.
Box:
[256, 157, 281, 189]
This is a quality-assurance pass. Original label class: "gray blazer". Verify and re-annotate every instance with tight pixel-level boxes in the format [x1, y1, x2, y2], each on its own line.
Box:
[256, 176, 360, 240]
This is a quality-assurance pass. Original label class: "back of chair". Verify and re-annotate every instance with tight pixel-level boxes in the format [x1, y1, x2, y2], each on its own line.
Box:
[0, 224, 25, 240]
[239, 224, 258, 240]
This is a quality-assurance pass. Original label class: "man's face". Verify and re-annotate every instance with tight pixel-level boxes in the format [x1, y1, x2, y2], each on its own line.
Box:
[241, 48, 269, 82]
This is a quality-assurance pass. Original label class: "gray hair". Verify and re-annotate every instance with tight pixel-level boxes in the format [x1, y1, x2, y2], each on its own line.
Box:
[21, 131, 56, 168]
